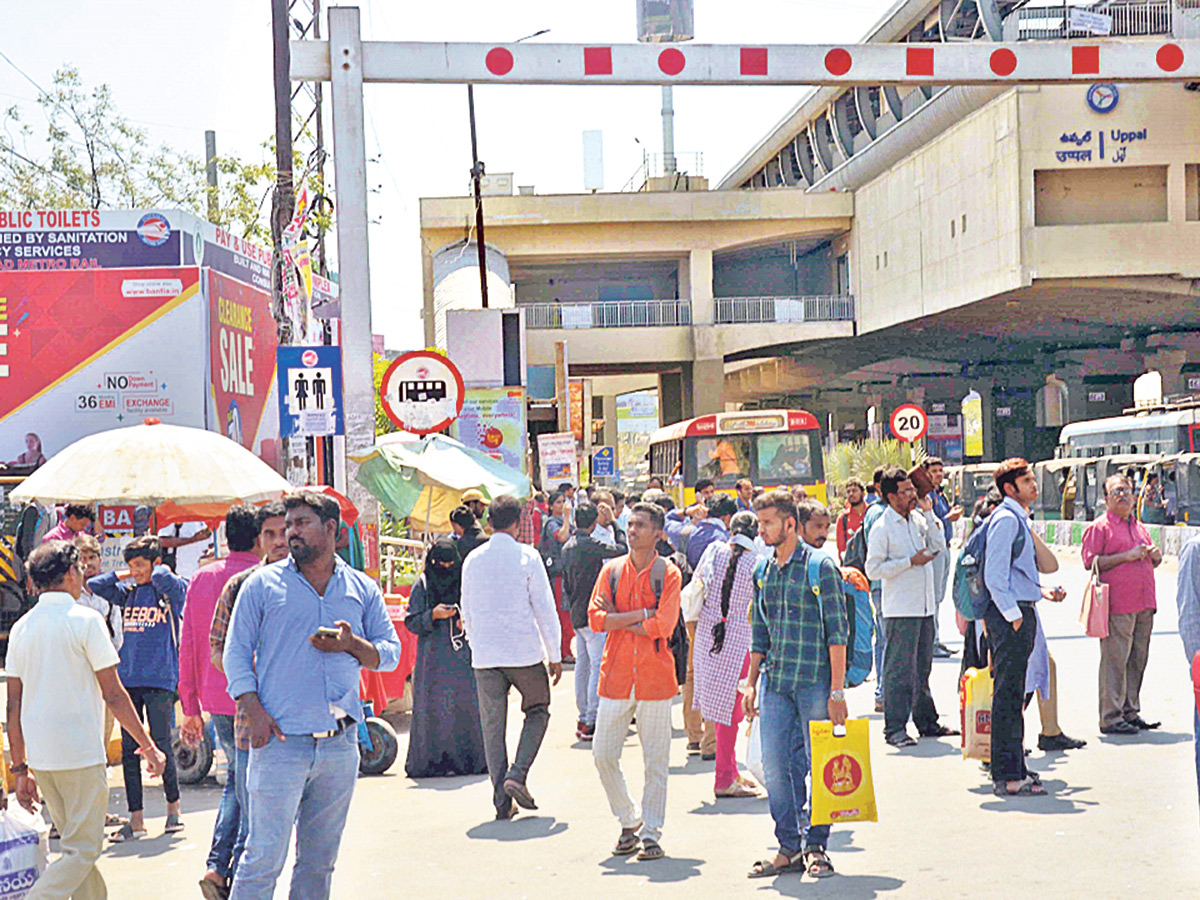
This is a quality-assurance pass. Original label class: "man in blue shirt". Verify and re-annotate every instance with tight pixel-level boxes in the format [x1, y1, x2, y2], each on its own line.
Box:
[224, 492, 400, 900]
[983, 459, 1064, 797]
[923, 458, 962, 658]
[1176, 532, 1200, 809]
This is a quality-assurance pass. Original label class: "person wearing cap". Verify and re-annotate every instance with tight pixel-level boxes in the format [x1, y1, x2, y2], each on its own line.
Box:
[450, 506, 489, 560]
[461, 490, 490, 531]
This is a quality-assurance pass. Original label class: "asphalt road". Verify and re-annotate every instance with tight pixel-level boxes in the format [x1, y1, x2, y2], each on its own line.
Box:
[89, 548, 1200, 898]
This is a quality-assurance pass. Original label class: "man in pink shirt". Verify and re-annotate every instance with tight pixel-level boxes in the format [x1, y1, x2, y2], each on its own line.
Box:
[1081, 474, 1163, 736]
[178, 506, 262, 899]
[41, 504, 94, 544]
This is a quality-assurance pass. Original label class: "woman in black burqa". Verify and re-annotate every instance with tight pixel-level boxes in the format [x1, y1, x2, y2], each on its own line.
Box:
[403, 539, 487, 778]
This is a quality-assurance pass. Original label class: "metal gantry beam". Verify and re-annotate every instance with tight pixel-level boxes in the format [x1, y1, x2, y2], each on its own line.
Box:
[292, 38, 1199, 86]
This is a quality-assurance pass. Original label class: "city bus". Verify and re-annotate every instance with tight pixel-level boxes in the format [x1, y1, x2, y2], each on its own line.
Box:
[647, 409, 826, 506]
[1057, 402, 1200, 458]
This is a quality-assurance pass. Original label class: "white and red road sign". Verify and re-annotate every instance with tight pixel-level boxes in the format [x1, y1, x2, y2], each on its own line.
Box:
[890, 404, 929, 443]
[293, 39, 1200, 86]
[379, 350, 465, 435]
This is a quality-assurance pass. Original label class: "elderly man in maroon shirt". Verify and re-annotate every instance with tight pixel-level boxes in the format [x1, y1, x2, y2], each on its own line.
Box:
[1081, 473, 1163, 736]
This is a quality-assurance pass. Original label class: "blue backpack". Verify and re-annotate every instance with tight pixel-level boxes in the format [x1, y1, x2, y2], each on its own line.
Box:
[953, 514, 1026, 620]
[795, 553, 874, 688]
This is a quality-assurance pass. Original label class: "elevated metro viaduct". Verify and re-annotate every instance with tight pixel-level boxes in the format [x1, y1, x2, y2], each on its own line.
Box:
[411, 0, 1200, 464]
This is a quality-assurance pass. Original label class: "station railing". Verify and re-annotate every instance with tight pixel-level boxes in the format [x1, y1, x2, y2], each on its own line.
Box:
[713, 295, 855, 324]
[523, 299, 693, 329]
[1007, 1, 1173, 40]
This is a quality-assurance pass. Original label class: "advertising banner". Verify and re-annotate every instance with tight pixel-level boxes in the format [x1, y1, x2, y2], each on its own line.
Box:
[617, 389, 659, 479]
[451, 387, 528, 473]
[0, 209, 186, 271]
[0, 267, 206, 465]
[207, 269, 279, 456]
[538, 432, 578, 489]
[962, 390, 984, 459]
[569, 379, 585, 442]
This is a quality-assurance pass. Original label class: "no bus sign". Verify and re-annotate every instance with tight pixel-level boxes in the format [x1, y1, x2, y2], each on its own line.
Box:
[889, 403, 928, 443]
[379, 350, 466, 435]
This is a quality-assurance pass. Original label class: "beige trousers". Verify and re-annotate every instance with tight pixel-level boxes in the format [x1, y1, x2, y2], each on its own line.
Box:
[592, 693, 673, 844]
[28, 764, 108, 900]
[1037, 654, 1060, 737]
[681, 621, 716, 754]
[1099, 609, 1155, 729]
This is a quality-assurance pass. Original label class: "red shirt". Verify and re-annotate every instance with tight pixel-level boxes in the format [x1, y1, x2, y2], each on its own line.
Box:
[835, 504, 867, 556]
[1081, 511, 1157, 616]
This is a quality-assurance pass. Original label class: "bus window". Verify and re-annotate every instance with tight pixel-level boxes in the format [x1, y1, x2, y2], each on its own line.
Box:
[758, 433, 815, 483]
[695, 436, 751, 484]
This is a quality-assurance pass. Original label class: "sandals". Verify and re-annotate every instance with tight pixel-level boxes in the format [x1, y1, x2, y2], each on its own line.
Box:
[109, 822, 147, 843]
[164, 814, 184, 834]
[992, 776, 1046, 797]
[637, 838, 665, 861]
[715, 784, 761, 799]
[612, 829, 641, 856]
[804, 847, 835, 878]
[747, 851, 805, 879]
[919, 724, 961, 738]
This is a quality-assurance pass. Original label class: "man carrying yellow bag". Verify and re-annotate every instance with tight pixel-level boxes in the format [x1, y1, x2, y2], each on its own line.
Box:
[809, 719, 878, 825]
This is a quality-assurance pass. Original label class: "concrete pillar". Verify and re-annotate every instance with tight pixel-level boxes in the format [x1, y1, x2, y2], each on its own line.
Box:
[659, 371, 685, 426]
[689, 357, 725, 416]
[689, 248, 714, 325]
[1146, 348, 1189, 398]
[602, 394, 618, 448]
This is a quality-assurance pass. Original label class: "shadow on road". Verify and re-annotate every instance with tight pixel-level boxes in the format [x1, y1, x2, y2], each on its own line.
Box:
[688, 797, 768, 815]
[972, 777, 1097, 814]
[884, 739, 960, 759]
[755, 873, 905, 898]
[1098, 730, 1193, 746]
[466, 815, 568, 841]
[598, 852, 703, 882]
[407, 773, 489, 791]
[103, 833, 189, 860]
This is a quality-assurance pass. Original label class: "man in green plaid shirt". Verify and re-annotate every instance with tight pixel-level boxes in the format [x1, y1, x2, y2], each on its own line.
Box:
[744, 491, 848, 881]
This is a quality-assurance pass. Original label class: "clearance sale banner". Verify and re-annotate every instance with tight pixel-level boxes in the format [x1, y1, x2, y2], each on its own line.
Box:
[206, 269, 280, 463]
[0, 267, 207, 464]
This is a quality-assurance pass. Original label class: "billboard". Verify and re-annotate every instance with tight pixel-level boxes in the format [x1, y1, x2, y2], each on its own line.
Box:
[451, 387, 528, 473]
[617, 389, 659, 480]
[0, 267, 207, 464]
[207, 269, 280, 460]
[0, 209, 185, 272]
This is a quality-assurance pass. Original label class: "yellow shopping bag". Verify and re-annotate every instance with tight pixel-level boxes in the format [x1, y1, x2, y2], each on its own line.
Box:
[809, 718, 877, 825]
[960, 667, 992, 762]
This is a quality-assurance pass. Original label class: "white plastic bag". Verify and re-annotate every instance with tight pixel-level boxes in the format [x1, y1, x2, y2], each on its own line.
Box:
[0, 804, 49, 899]
[744, 716, 765, 786]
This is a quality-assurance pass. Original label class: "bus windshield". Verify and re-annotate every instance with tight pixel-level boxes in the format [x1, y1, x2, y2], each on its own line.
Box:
[695, 436, 752, 484]
[758, 433, 816, 483]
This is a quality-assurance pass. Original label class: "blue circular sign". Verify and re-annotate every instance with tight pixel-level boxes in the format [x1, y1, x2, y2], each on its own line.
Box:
[136, 212, 171, 246]
[1086, 83, 1119, 114]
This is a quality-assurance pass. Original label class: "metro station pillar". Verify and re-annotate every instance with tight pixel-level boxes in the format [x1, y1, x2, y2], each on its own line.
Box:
[688, 248, 714, 324]
[659, 371, 686, 426]
[689, 358, 726, 416]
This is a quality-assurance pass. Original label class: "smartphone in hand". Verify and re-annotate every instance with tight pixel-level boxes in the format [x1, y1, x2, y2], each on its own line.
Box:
[314, 626, 341, 638]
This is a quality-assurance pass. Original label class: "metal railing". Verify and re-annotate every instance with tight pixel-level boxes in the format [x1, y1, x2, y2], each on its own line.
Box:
[523, 299, 693, 329]
[621, 151, 705, 192]
[714, 295, 855, 324]
[1009, 2, 1172, 40]
[380, 536, 426, 596]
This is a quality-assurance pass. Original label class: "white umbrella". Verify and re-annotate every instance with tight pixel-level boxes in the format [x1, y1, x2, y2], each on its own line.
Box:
[9, 421, 291, 510]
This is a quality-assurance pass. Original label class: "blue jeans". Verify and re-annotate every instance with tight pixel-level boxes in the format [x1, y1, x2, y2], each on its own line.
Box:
[759, 681, 831, 855]
[230, 729, 358, 900]
[871, 587, 885, 702]
[573, 627, 607, 727]
[209, 714, 248, 880]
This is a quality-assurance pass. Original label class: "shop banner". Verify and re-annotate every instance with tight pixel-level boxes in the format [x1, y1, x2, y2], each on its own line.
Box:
[451, 387, 528, 473]
[538, 432, 578, 489]
[207, 269, 279, 454]
[0, 266, 206, 464]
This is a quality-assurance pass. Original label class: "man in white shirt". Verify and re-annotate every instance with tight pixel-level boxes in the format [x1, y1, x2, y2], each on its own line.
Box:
[461, 495, 563, 820]
[5, 540, 166, 900]
[865, 467, 956, 748]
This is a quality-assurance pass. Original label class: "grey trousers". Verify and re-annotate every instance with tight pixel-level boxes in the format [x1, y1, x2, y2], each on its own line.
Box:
[1099, 609, 1154, 729]
[883, 616, 939, 738]
[475, 663, 552, 813]
[932, 551, 950, 644]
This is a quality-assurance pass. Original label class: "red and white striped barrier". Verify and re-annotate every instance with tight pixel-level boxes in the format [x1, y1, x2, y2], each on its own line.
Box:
[292, 39, 1200, 86]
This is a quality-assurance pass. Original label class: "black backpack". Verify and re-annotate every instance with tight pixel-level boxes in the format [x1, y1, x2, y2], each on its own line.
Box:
[607, 555, 688, 686]
[842, 523, 868, 574]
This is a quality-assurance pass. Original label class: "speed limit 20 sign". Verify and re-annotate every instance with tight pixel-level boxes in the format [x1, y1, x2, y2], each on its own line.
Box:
[890, 403, 928, 443]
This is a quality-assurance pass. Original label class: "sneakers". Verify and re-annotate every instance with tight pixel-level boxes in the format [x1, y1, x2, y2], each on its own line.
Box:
[579, 722, 596, 742]
[1038, 732, 1087, 751]
[932, 642, 957, 658]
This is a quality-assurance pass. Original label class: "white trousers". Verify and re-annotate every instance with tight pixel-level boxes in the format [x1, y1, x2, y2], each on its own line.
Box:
[592, 692, 673, 844]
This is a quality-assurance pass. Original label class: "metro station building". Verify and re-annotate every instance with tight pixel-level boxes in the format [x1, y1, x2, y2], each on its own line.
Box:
[421, 0, 1200, 464]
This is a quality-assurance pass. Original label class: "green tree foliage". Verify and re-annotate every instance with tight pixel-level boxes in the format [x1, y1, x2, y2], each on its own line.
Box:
[824, 439, 927, 502]
[0, 66, 277, 242]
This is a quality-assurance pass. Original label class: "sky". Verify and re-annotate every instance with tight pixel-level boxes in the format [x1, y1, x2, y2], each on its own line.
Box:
[0, 0, 895, 348]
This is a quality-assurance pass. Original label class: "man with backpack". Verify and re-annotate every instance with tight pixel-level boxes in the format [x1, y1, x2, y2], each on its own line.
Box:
[589, 502, 683, 862]
[743, 490, 848, 880]
[835, 479, 868, 560]
[865, 467, 955, 748]
[983, 458, 1063, 796]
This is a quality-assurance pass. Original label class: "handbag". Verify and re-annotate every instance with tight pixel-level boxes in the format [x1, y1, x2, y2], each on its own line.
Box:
[1079, 558, 1110, 639]
[743, 715, 765, 786]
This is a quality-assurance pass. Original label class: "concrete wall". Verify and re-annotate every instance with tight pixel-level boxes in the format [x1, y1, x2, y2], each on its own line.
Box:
[852, 90, 1023, 333]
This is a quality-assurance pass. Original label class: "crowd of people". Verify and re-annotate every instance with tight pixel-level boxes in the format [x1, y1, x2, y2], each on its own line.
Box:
[3, 451, 1197, 896]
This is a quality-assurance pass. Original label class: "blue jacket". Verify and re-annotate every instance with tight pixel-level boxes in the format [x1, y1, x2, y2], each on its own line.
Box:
[89, 565, 187, 692]
[666, 511, 730, 571]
